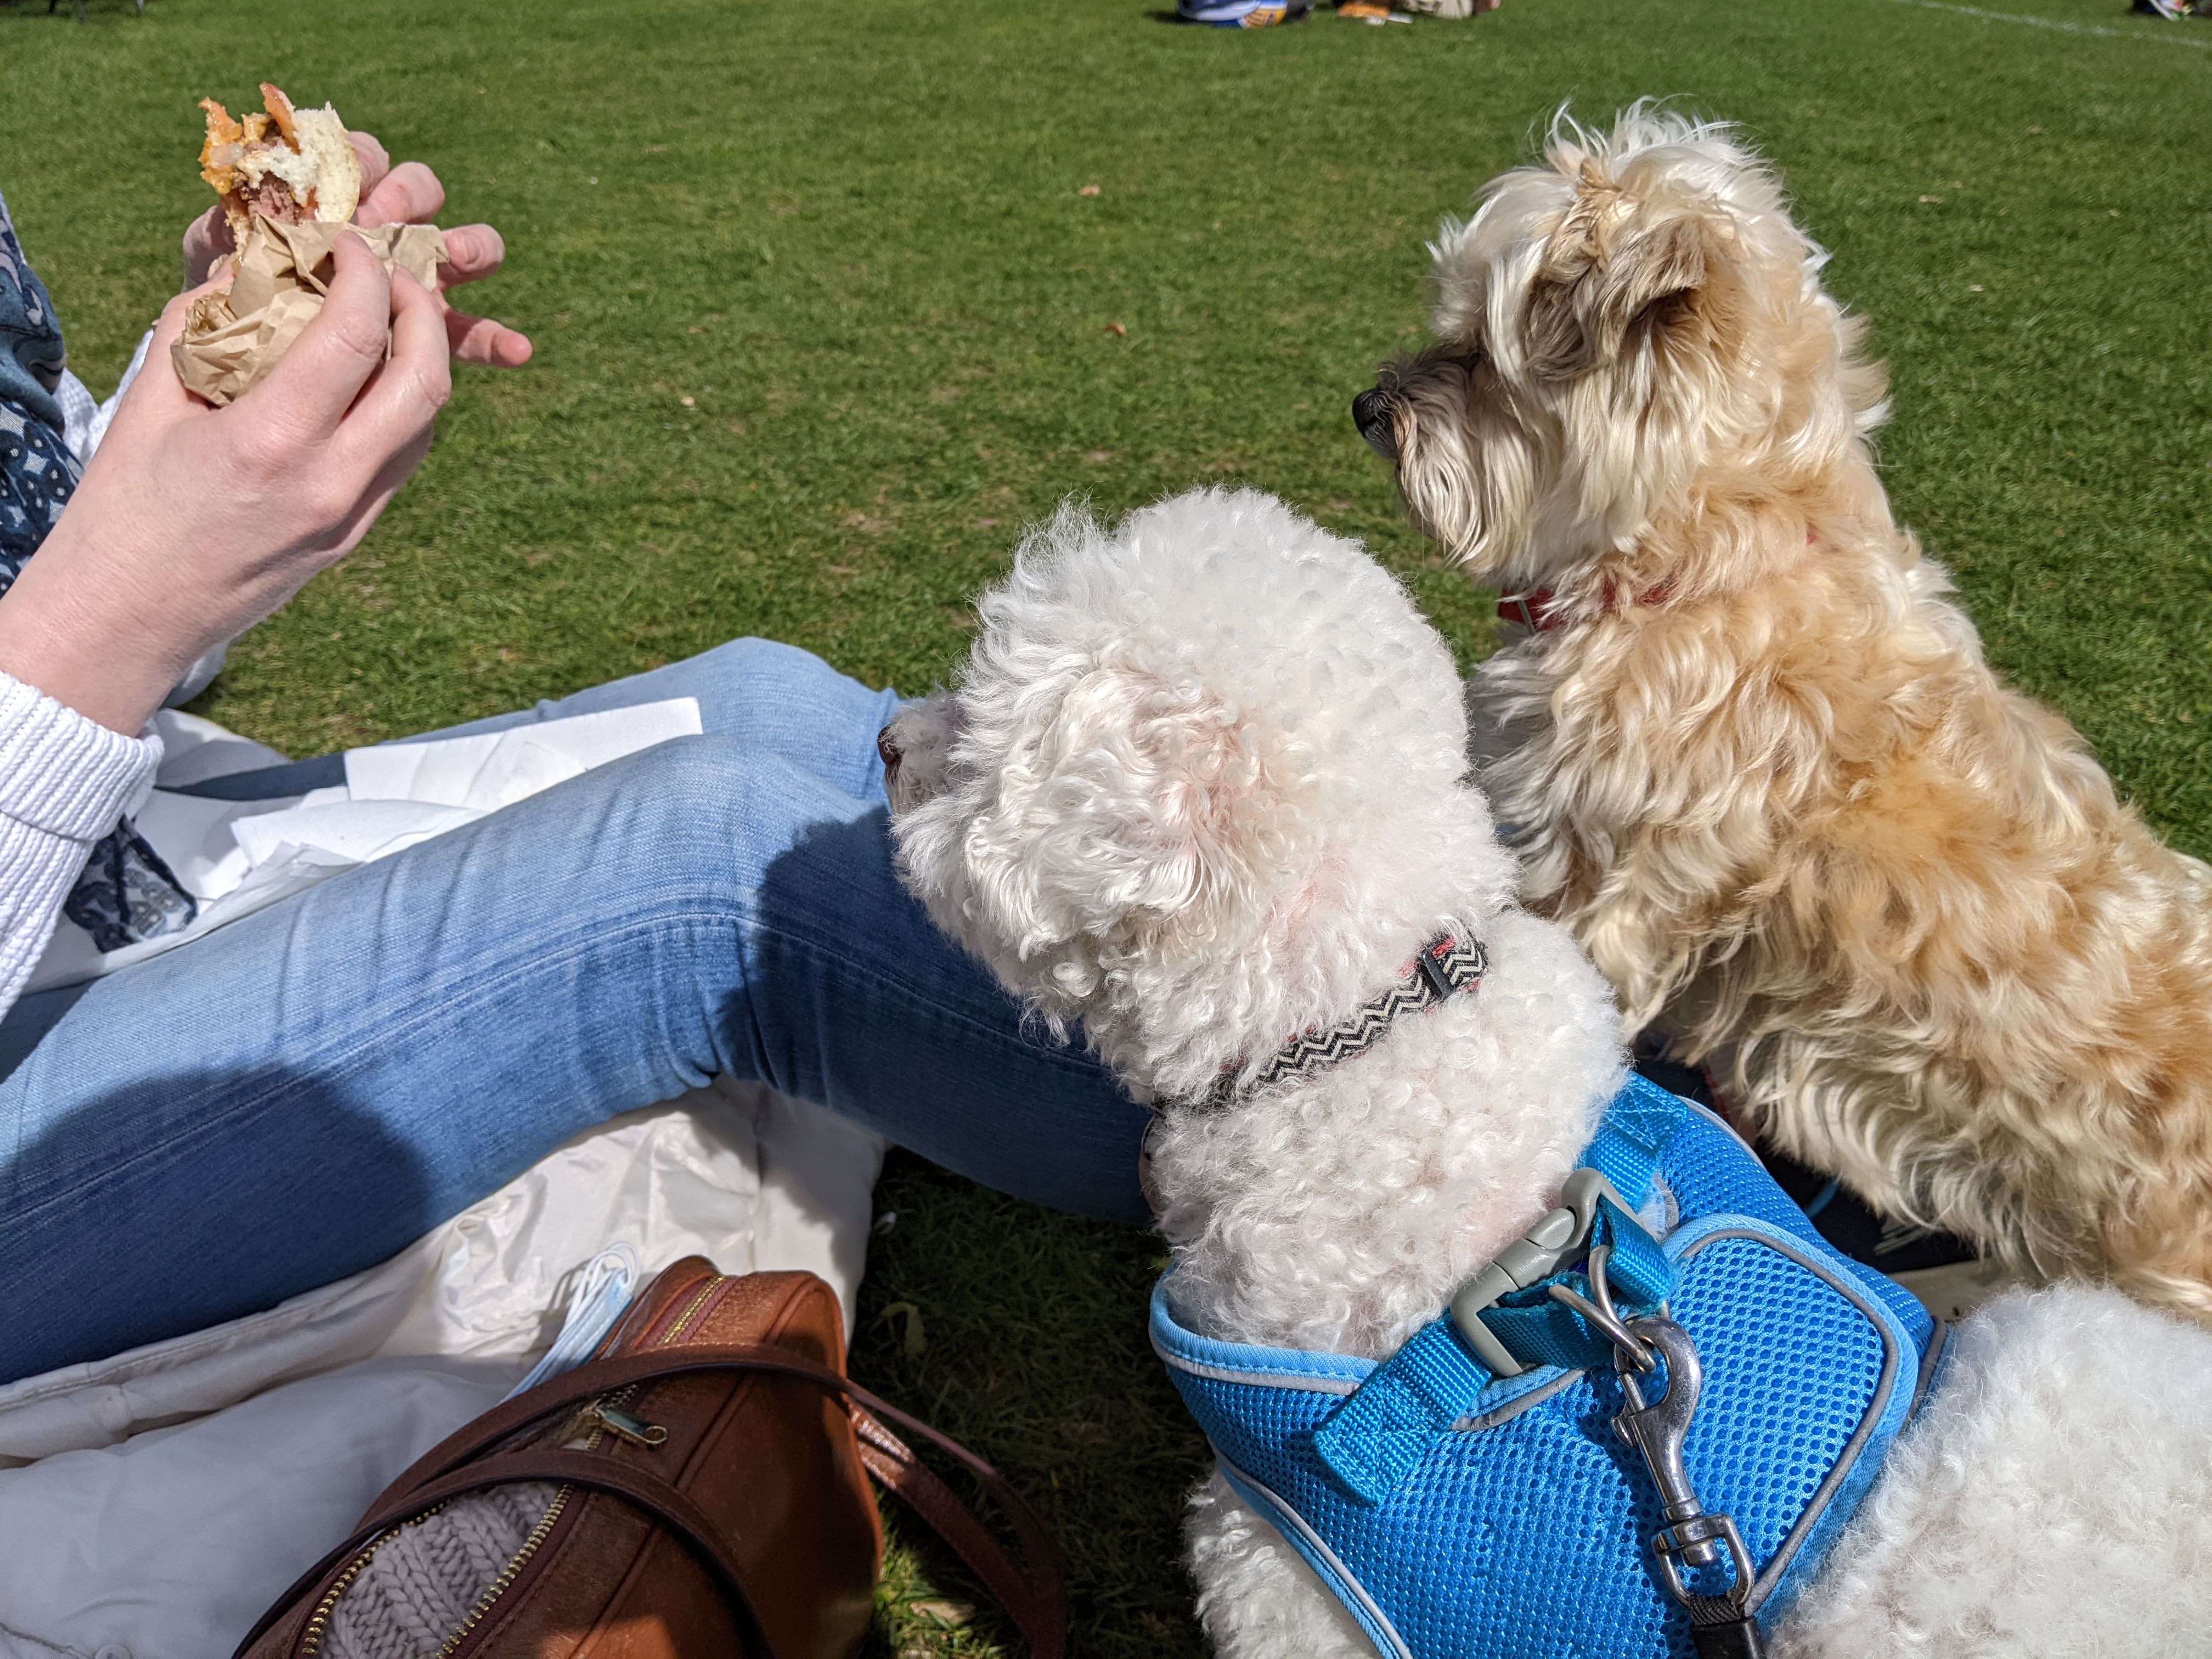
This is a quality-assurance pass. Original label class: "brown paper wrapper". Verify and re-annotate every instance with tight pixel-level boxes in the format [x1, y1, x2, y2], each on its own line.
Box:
[172, 219, 448, 407]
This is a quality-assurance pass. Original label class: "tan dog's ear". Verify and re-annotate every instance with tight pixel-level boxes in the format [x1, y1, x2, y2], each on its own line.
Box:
[1522, 198, 1715, 381]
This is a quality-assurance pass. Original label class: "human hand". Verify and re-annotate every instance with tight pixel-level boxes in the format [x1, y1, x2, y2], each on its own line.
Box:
[180, 130, 532, 368]
[0, 234, 452, 733]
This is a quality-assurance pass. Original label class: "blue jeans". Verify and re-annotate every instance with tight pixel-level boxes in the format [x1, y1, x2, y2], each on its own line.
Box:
[0, 640, 1150, 1384]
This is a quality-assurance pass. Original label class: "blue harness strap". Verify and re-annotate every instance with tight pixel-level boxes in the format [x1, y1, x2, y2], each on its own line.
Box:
[1578, 1073, 1685, 1207]
[1312, 1078, 1689, 1503]
[1306, 1318, 1491, 1506]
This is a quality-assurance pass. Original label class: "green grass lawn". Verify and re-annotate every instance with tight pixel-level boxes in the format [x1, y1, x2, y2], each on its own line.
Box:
[3, 0, 2207, 1651]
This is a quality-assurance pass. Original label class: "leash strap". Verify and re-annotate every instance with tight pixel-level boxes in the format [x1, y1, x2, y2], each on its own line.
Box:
[1310, 1077, 1688, 1504]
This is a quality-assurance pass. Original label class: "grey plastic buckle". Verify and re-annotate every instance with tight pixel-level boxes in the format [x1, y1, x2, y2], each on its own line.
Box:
[1447, 1167, 1642, 1378]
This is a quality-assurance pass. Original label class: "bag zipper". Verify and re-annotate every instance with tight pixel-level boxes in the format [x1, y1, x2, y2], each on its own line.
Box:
[298, 1274, 726, 1658]
[583, 1400, 669, 1447]
[439, 1385, 653, 1659]
[645, 1271, 730, 1347]
[295, 1502, 450, 1658]
[441, 1284, 712, 1657]
[435, 1483, 575, 1658]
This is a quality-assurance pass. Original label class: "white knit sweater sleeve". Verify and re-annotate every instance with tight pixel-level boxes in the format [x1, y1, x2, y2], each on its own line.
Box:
[0, 672, 163, 1017]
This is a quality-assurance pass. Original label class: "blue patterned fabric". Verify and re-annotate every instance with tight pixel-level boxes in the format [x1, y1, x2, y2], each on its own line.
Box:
[1153, 1077, 1942, 1658]
[0, 188, 78, 583]
[0, 190, 195, 950]
[0, 398, 78, 590]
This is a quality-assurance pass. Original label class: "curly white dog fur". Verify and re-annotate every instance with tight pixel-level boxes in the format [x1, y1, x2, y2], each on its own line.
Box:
[1359, 106, 2212, 1324]
[883, 489, 2212, 1658]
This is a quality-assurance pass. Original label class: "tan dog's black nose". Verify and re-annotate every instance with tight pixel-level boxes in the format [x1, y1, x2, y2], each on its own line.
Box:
[1352, 387, 1398, 460]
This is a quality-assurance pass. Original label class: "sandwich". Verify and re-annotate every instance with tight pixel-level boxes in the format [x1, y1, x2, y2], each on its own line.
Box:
[198, 84, 360, 244]
[177, 83, 442, 406]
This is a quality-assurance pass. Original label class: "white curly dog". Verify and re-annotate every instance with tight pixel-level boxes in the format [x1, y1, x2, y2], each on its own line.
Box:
[881, 487, 2212, 1659]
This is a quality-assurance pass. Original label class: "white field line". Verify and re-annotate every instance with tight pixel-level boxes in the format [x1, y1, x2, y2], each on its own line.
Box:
[1890, 0, 2211, 47]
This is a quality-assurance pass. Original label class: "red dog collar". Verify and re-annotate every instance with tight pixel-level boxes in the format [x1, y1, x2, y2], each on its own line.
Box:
[1503, 531, 1816, 631]
[1497, 583, 1673, 632]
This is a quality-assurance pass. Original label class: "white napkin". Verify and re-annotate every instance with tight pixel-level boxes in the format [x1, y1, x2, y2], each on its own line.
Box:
[25, 698, 703, 995]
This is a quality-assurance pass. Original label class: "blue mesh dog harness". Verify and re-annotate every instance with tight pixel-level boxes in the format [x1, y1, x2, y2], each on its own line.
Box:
[1152, 1075, 1945, 1658]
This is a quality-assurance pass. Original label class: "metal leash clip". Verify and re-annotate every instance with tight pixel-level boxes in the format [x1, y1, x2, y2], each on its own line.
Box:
[1555, 1254, 1767, 1659]
[1452, 1174, 1762, 1651]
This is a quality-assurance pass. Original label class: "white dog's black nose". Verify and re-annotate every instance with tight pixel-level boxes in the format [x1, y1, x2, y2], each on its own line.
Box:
[876, 725, 903, 779]
[1352, 387, 1398, 460]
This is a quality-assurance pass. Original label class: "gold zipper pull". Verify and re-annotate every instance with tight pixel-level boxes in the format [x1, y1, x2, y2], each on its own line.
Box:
[588, 1402, 669, 1448]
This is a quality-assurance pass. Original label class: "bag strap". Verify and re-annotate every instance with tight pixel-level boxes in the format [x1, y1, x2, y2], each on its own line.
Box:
[232, 1343, 1066, 1659]
[850, 1406, 1068, 1659]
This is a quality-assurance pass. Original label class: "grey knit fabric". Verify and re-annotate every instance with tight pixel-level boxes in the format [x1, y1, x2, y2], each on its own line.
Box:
[324, 1482, 561, 1659]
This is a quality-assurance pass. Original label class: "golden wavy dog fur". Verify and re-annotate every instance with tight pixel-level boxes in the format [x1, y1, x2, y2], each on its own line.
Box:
[1356, 105, 2212, 1322]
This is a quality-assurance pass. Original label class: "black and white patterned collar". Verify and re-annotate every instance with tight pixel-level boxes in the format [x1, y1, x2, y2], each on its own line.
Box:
[1189, 932, 1488, 1111]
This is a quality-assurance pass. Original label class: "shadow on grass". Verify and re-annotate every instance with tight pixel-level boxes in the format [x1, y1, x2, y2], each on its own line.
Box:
[0, 0, 150, 24]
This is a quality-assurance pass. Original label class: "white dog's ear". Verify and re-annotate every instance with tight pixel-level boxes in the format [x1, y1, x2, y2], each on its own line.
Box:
[1019, 664, 1265, 940]
[1522, 176, 1719, 380]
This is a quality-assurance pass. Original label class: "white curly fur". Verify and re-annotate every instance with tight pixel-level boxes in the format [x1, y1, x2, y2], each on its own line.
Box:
[1774, 1287, 2212, 1657]
[883, 487, 2212, 1658]
[885, 488, 1623, 1651]
[1187, 1468, 1372, 1659]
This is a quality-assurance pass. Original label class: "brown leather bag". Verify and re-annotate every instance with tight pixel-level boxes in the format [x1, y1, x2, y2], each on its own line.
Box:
[233, 1259, 1066, 1659]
